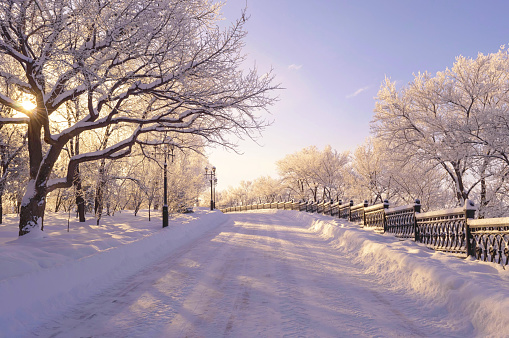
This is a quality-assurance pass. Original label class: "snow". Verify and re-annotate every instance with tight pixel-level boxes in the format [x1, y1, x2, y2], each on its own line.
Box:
[0, 209, 229, 336]
[386, 203, 418, 213]
[468, 217, 509, 228]
[416, 206, 464, 218]
[1, 209, 508, 337]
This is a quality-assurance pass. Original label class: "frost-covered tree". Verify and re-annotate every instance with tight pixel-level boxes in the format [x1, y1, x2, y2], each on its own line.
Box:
[276, 145, 349, 202]
[251, 176, 283, 203]
[347, 138, 396, 204]
[276, 146, 323, 201]
[0, 0, 278, 235]
[315, 145, 349, 201]
[165, 148, 208, 212]
[0, 124, 26, 223]
[373, 50, 509, 215]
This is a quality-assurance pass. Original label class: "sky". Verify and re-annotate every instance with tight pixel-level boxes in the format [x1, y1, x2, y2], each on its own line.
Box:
[208, 0, 509, 189]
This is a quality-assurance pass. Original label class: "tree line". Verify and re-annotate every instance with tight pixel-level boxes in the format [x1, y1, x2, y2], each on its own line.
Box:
[220, 49, 509, 217]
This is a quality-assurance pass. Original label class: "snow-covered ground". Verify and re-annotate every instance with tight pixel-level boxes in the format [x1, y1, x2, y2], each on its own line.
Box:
[1, 209, 508, 337]
[0, 208, 229, 337]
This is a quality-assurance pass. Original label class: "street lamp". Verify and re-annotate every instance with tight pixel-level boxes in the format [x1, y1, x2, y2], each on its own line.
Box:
[205, 166, 216, 211]
[162, 144, 169, 228]
[156, 137, 175, 228]
[213, 177, 217, 209]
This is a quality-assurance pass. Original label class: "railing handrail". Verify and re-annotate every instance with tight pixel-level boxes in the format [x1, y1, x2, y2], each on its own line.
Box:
[468, 217, 509, 229]
[415, 206, 464, 220]
[364, 201, 389, 214]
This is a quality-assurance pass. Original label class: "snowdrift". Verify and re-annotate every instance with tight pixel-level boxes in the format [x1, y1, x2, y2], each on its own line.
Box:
[284, 210, 509, 337]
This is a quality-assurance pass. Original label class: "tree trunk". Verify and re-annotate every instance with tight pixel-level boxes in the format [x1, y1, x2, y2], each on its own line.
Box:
[74, 164, 85, 222]
[54, 189, 63, 212]
[19, 117, 45, 235]
[479, 177, 487, 219]
[75, 178, 86, 222]
[19, 181, 47, 235]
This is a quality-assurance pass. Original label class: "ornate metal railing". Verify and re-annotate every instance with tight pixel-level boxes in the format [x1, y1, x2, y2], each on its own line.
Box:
[331, 201, 340, 217]
[468, 218, 509, 266]
[415, 200, 476, 256]
[350, 201, 368, 225]
[220, 198, 507, 266]
[338, 201, 353, 219]
[364, 200, 389, 232]
[385, 200, 421, 239]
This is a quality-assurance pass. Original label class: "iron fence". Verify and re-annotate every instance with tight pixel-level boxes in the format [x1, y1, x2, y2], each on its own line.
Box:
[385, 201, 421, 239]
[220, 198, 507, 267]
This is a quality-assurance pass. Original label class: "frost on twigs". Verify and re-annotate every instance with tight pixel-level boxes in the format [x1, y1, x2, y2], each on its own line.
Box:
[0, 0, 279, 235]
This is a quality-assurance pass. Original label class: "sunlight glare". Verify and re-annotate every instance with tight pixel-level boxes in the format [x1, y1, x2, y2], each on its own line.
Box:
[21, 100, 36, 111]
[12, 100, 36, 118]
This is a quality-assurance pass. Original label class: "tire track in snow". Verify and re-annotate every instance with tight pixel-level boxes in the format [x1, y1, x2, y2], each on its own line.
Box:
[267, 216, 312, 337]
[33, 224, 240, 338]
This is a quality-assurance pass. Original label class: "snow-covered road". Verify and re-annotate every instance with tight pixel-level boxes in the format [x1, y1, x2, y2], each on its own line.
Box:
[33, 210, 476, 337]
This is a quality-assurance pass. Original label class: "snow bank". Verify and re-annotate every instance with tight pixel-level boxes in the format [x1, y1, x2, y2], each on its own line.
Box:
[286, 210, 509, 337]
[0, 209, 230, 337]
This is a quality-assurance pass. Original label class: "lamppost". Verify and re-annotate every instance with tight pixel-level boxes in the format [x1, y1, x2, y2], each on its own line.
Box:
[157, 138, 175, 228]
[162, 144, 169, 228]
[213, 177, 217, 209]
[205, 166, 216, 210]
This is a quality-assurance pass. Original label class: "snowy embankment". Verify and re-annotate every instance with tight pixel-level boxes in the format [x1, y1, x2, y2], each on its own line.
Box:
[0, 209, 230, 337]
[282, 210, 509, 337]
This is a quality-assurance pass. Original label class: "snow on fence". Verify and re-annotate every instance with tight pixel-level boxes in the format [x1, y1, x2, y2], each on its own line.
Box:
[220, 199, 509, 267]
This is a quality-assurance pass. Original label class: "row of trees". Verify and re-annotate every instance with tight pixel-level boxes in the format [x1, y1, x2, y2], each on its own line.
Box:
[373, 49, 509, 217]
[220, 49, 509, 217]
[217, 142, 454, 214]
[0, 0, 278, 235]
[0, 123, 211, 225]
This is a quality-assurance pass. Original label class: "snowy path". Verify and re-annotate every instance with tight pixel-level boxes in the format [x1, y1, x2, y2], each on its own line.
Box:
[34, 211, 471, 337]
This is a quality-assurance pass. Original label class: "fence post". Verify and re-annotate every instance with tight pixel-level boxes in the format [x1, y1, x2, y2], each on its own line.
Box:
[362, 200, 368, 226]
[464, 199, 476, 257]
[348, 200, 353, 221]
[413, 199, 421, 242]
[383, 199, 389, 232]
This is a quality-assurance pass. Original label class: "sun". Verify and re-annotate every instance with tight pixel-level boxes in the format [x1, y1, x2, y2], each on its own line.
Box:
[12, 100, 36, 118]
[20, 100, 36, 111]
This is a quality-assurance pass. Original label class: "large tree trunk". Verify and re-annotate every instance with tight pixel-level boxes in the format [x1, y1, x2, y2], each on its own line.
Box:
[19, 114, 63, 235]
[19, 180, 47, 235]
[19, 117, 45, 235]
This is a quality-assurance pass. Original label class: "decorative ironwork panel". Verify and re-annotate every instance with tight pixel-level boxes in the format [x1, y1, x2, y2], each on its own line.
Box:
[323, 202, 331, 215]
[317, 202, 324, 214]
[469, 218, 509, 266]
[386, 206, 417, 238]
[350, 203, 366, 225]
[331, 203, 340, 217]
[364, 204, 386, 232]
[416, 209, 467, 255]
[311, 203, 318, 213]
[338, 205, 350, 219]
